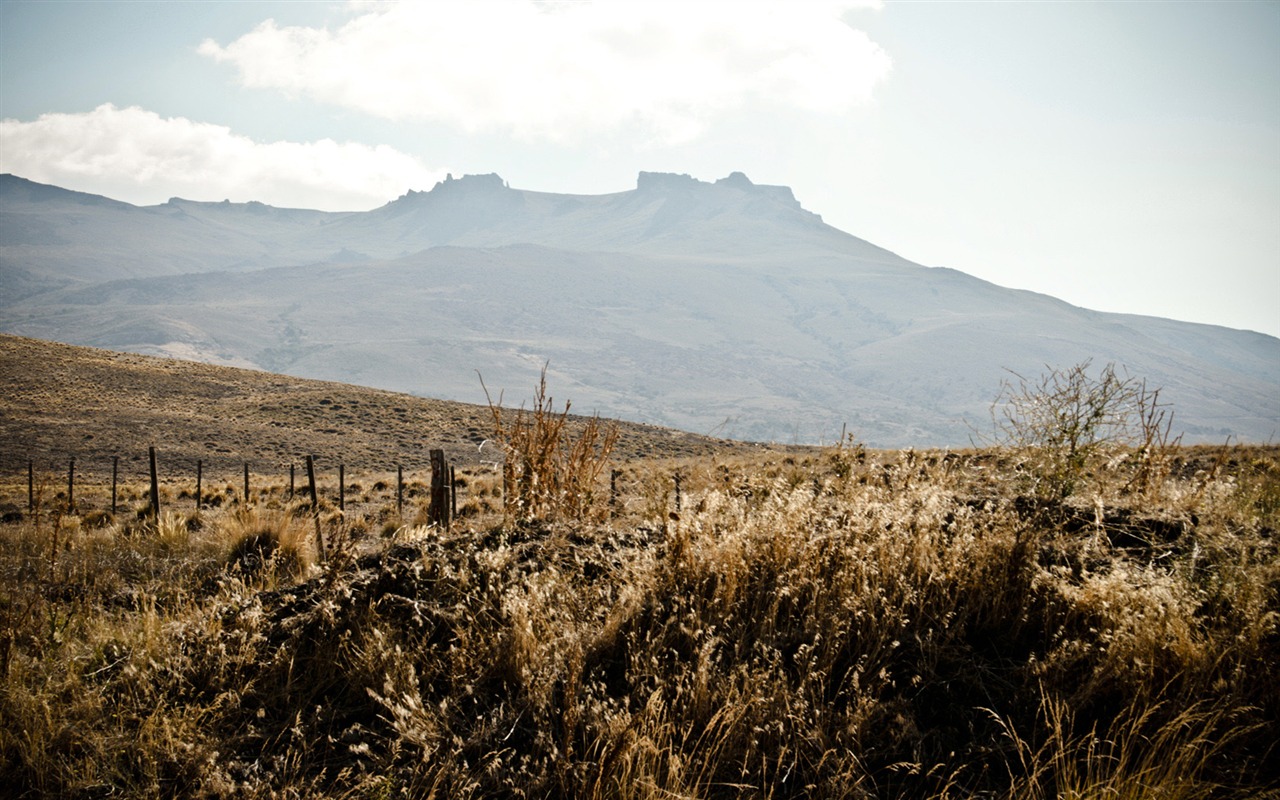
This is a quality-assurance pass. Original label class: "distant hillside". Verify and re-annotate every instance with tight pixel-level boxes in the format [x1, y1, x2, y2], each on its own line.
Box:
[3, 172, 1277, 446]
[0, 335, 763, 480]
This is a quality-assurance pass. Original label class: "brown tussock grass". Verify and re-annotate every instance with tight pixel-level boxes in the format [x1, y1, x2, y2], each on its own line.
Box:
[1, 442, 1277, 798]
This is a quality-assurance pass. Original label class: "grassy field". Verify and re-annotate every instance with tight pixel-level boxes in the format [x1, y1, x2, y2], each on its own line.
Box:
[2, 339, 1277, 797]
[0, 334, 764, 480]
[2, 437, 1276, 798]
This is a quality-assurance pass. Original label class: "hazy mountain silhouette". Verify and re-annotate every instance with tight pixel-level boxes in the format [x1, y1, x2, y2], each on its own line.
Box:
[2, 171, 1276, 446]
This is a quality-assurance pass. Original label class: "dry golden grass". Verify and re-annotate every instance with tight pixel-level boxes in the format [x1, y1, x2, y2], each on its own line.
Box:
[0, 334, 764, 482]
[2, 440, 1276, 798]
[483, 365, 620, 523]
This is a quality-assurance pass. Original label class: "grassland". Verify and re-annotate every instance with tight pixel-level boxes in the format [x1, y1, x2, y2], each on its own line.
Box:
[0, 334, 763, 481]
[2, 440, 1277, 798]
[1, 337, 1277, 798]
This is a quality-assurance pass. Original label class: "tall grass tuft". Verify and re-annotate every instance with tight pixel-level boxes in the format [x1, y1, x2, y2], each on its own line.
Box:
[481, 366, 619, 523]
[222, 508, 311, 583]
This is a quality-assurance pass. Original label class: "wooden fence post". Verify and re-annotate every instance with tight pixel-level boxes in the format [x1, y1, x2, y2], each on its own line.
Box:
[243, 463, 250, 507]
[430, 450, 450, 528]
[67, 458, 75, 514]
[112, 456, 119, 515]
[339, 464, 345, 512]
[306, 455, 326, 562]
[28, 460, 33, 515]
[148, 446, 160, 520]
[196, 460, 203, 512]
[397, 465, 404, 520]
[611, 469, 621, 516]
[289, 463, 295, 500]
[674, 471, 682, 513]
[450, 465, 457, 520]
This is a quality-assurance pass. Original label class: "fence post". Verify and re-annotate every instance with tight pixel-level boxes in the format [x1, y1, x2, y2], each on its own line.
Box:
[243, 463, 250, 507]
[28, 460, 33, 515]
[196, 460, 202, 512]
[397, 465, 404, 520]
[674, 471, 682, 513]
[611, 469, 621, 516]
[149, 446, 161, 520]
[306, 455, 327, 562]
[289, 463, 295, 500]
[67, 458, 75, 514]
[112, 456, 119, 515]
[450, 465, 457, 520]
[430, 450, 450, 529]
[339, 464, 345, 512]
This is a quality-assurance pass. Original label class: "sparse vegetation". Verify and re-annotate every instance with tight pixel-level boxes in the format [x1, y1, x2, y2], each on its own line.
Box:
[0, 334, 756, 479]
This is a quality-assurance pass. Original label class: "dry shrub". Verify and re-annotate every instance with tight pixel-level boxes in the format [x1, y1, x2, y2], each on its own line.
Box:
[481, 366, 619, 523]
[990, 361, 1180, 500]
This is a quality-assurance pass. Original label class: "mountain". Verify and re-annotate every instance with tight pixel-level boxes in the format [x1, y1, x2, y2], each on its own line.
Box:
[2, 172, 1277, 446]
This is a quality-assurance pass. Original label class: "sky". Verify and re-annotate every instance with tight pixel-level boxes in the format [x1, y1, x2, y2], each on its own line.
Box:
[1, 0, 1277, 338]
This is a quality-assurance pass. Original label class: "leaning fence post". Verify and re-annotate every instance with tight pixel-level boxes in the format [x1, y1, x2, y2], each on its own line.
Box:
[148, 446, 161, 520]
[306, 455, 327, 562]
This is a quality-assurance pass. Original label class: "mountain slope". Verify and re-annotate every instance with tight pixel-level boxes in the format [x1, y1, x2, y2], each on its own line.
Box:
[2, 172, 1276, 446]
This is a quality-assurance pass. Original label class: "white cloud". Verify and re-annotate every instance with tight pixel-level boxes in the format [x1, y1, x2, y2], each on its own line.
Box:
[0, 104, 443, 210]
[199, 0, 891, 143]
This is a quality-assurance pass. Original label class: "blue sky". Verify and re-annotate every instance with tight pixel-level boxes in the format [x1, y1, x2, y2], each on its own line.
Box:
[2, 0, 1277, 337]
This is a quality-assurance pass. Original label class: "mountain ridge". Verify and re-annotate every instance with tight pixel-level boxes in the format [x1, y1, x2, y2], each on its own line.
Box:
[2, 172, 1276, 446]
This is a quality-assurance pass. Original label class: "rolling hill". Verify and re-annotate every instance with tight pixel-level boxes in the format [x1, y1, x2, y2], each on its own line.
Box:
[0, 334, 762, 480]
